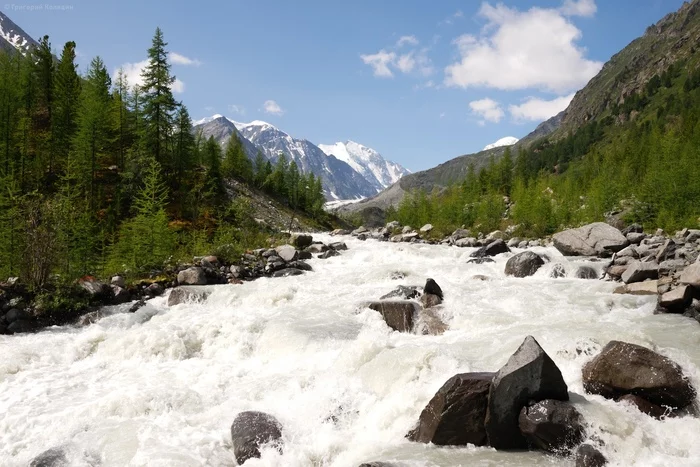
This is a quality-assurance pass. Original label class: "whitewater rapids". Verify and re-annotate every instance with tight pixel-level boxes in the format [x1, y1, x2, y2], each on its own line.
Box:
[2, 235, 700, 467]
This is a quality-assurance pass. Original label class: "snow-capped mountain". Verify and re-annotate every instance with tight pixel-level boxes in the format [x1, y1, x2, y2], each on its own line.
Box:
[193, 115, 260, 160]
[483, 136, 519, 151]
[0, 12, 39, 54]
[232, 120, 377, 200]
[318, 141, 410, 193]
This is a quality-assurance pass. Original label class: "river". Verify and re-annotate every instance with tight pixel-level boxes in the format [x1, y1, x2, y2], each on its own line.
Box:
[2, 234, 699, 466]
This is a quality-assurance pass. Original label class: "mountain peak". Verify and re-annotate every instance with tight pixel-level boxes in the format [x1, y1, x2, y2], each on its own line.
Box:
[483, 136, 519, 151]
[0, 12, 39, 54]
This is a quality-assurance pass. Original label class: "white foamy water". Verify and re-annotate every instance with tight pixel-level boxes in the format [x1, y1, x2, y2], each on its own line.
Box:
[2, 235, 699, 467]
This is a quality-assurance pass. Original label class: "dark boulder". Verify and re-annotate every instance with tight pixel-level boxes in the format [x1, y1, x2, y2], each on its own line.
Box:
[617, 394, 668, 419]
[505, 251, 545, 278]
[622, 223, 643, 235]
[7, 319, 35, 334]
[582, 340, 695, 411]
[468, 257, 495, 264]
[518, 399, 585, 453]
[145, 282, 164, 297]
[330, 242, 348, 251]
[29, 447, 68, 467]
[420, 293, 442, 308]
[424, 278, 443, 300]
[78, 277, 111, 299]
[367, 301, 419, 332]
[111, 285, 131, 304]
[231, 411, 283, 464]
[575, 266, 598, 280]
[319, 249, 341, 259]
[470, 239, 510, 258]
[550, 264, 566, 278]
[380, 285, 420, 300]
[407, 372, 494, 446]
[272, 268, 305, 277]
[297, 250, 313, 260]
[575, 444, 607, 467]
[287, 261, 313, 272]
[291, 233, 313, 249]
[485, 336, 569, 450]
[4, 307, 30, 323]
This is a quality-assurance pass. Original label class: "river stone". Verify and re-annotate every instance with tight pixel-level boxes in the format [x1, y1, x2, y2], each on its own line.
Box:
[424, 278, 443, 300]
[168, 286, 210, 306]
[505, 251, 545, 278]
[145, 282, 164, 297]
[407, 372, 494, 446]
[617, 394, 668, 419]
[329, 241, 348, 251]
[680, 263, 700, 288]
[291, 233, 313, 249]
[380, 285, 420, 300]
[275, 244, 298, 262]
[575, 266, 598, 279]
[29, 447, 68, 467]
[367, 301, 419, 332]
[272, 268, 304, 277]
[231, 411, 283, 464]
[470, 239, 510, 258]
[451, 228, 472, 240]
[287, 260, 313, 271]
[582, 340, 695, 410]
[550, 264, 566, 278]
[78, 277, 110, 298]
[178, 267, 207, 285]
[7, 319, 35, 334]
[553, 222, 628, 256]
[621, 261, 659, 284]
[468, 257, 495, 264]
[420, 293, 442, 308]
[111, 275, 126, 288]
[655, 239, 676, 263]
[518, 399, 585, 453]
[485, 336, 569, 450]
[319, 249, 341, 259]
[575, 444, 607, 467]
[613, 280, 658, 295]
[455, 237, 477, 247]
[306, 243, 328, 254]
[420, 223, 433, 233]
[659, 286, 693, 312]
[4, 307, 30, 323]
[111, 285, 131, 305]
[626, 232, 646, 244]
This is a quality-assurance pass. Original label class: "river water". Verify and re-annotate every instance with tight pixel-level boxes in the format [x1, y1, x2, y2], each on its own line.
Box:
[2, 234, 699, 466]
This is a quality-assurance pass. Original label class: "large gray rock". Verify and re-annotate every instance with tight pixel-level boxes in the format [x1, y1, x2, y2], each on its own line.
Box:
[78, 277, 110, 298]
[485, 336, 569, 449]
[275, 244, 298, 262]
[470, 239, 510, 258]
[518, 399, 585, 453]
[407, 372, 494, 446]
[659, 286, 693, 312]
[231, 411, 283, 464]
[553, 222, 628, 256]
[29, 447, 68, 467]
[367, 301, 419, 332]
[177, 267, 207, 285]
[168, 286, 210, 306]
[582, 341, 695, 411]
[505, 251, 545, 278]
[680, 263, 700, 288]
[621, 261, 659, 284]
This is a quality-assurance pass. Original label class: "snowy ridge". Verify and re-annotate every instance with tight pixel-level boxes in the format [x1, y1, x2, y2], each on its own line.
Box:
[483, 136, 519, 151]
[319, 141, 410, 192]
[0, 12, 39, 54]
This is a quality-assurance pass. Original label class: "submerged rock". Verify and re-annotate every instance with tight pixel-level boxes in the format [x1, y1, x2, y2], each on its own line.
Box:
[168, 286, 210, 306]
[424, 278, 443, 300]
[367, 301, 419, 332]
[582, 340, 695, 411]
[617, 394, 668, 419]
[231, 411, 283, 464]
[485, 336, 569, 449]
[380, 285, 420, 300]
[505, 251, 545, 278]
[518, 399, 584, 453]
[29, 447, 68, 467]
[407, 372, 494, 446]
[575, 444, 607, 467]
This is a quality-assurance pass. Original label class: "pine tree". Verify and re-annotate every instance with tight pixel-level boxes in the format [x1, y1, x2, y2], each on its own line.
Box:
[33, 35, 54, 186]
[173, 104, 196, 216]
[52, 41, 81, 179]
[202, 136, 225, 210]
[222, 132, 252, 181]
[253, 150, 267, 188]
[140, 27, 177, 173]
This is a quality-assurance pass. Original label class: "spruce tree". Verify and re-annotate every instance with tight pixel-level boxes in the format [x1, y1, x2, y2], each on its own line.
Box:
[173, 104, 196, 216]
[52, 41, 81, 178]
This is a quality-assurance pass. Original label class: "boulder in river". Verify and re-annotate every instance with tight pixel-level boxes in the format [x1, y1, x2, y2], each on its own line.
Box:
[575, 444, 607, 467]
[659, 285, 693, 312]
[275, 244, 298, 262]
[621, 261, 659, 284]
[291, 233, 313, 249]
[553, 222, 628, 256]
[485, 336, 569, 450]
[272, 268, 305, 277]
[505, 251, 545, 278]
[420, 293, 442, 308]
[575, 266, 598, 280]
[380, 285, 420, 300]
[518, 399, 585, 453]
[319, 249, 341, 259]
[367, 301, 419, 332]
[424, 278, 443, 300]
[680, 262, 700, 288]
[177, 267, 207, 286]
[582, 340, 695, 411]
[231, 411, 283, 464]
[407, 372, 494, 446]
[470, 239, 510, 258]
[29, 447, 68, 467]
[168, 286, 210, 306]
[617, 394, 668, 419]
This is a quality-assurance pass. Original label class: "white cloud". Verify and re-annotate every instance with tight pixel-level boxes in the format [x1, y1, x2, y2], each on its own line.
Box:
[115, 59, 185, 94]
[560, 0, 597, 17]
[469, 98, 504, 123]
[228, 104, 245, 115]
[169, 52, 202, 66]
[441, 9, 464, 25]
[509, 93, 575, 121]
[263, 100, 284, 116]
[444, 2, 602, 93]
[360, 50, 396, 77]
[396, 54, 415, 73]
[396, 35, 419, 47]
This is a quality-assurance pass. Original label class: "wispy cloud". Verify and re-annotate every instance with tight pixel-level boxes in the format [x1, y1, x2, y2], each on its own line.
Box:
[169, 52, 202, 66]
[361, 36, 433, 78]
[469, 97, 504, 123]
[396, 35, 419, 47]
[263, 100, 284, 116]
[360, 50, 396, 77]
[228, 104, 246, 115]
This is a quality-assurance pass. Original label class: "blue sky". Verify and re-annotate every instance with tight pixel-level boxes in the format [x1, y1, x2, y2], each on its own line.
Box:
[5, 0, 686, 172]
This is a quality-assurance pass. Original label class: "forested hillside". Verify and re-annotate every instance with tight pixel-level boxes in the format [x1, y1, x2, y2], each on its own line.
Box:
[0, 29, 326, 288]
[390, 56, 700, 237]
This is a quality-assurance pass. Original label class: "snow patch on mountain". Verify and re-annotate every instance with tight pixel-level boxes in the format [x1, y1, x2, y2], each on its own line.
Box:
[319, 141, 410, 192]
[0, 12, 39, 54]
[483, 136, 519, 151]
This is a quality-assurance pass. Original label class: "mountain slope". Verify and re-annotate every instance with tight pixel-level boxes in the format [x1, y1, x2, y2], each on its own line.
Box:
[0, 12, 39, 54]
[318, 141, 410, 192]
[232, 121, 378, 200]
[194, 115, 259, 160]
